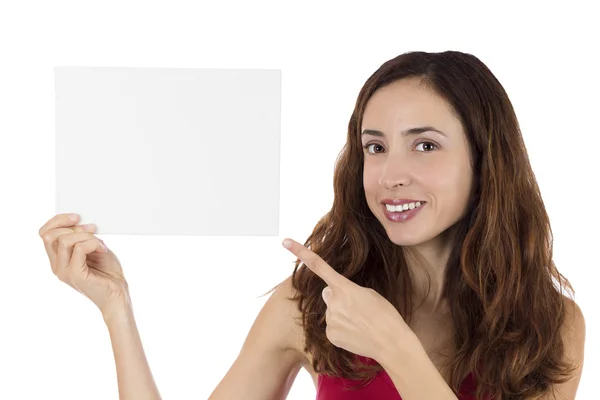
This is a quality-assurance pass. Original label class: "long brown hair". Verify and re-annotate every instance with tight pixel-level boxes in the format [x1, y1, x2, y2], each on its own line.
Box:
[278, 51, 579, 399]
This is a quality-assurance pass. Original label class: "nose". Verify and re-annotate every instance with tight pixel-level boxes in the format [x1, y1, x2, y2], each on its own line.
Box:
[378, 154, 412, 189]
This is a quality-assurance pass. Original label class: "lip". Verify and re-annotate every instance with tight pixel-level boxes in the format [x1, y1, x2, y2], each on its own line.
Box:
[382, 202, 426, 223]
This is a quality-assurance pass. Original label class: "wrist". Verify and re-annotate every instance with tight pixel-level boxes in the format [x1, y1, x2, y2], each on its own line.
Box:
[102, 292, 134, 327]
[378, 327, 422, 368]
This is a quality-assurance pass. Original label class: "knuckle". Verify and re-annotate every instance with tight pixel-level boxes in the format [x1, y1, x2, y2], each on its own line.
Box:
[57, 235, 69, 249]
[72, 241, 86, 253]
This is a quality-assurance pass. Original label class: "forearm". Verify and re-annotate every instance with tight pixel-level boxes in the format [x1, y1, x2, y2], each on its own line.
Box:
[103, 298, 162, 400]
[378, 333, 458, 400]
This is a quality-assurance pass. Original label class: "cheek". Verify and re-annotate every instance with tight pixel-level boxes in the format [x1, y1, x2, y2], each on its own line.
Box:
[413, 162, 449, 186]
[426, 161, 472, 204]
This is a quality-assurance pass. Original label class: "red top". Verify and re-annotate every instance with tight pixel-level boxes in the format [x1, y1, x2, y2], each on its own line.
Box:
[316, 356, 479, 400]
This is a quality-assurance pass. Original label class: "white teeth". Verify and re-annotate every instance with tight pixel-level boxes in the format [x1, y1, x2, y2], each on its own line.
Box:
[385, 201, 423, 212]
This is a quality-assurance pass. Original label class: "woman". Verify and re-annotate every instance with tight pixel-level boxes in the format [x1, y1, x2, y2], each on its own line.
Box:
[39, 51, 585, 400]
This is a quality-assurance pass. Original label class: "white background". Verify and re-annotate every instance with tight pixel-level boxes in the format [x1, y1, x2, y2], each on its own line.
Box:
[1, 1, 598, 399]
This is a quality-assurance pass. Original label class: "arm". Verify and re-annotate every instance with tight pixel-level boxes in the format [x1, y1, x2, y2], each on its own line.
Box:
[208, 275, 307, 400]
[103, 295, 162, 400]
[102, 275, 306, 400]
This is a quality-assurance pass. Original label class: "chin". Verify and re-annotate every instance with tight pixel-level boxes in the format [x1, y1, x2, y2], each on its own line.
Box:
[385, 229, 425, 247]
[373, 216, 422, 246]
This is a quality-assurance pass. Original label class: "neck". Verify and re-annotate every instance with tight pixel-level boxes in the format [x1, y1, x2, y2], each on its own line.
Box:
[404, 226, 457, 314]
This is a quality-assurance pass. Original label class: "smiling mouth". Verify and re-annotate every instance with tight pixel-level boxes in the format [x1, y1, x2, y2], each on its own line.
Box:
[383, 201, 426, 213]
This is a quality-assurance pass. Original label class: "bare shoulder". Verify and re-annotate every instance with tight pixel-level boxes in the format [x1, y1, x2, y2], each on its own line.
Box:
[269, 275, 318, 381]
[263, 275, 310, 359]
[543, 295, 586, 400]
[207, 275, 312, 400]
[561, 296, 586, 337]
[560, 295, 586, 362]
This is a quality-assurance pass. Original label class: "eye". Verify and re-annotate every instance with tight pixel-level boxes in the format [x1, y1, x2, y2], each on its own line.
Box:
[363, 143, 384, 154]
[415, 141, 438, 152]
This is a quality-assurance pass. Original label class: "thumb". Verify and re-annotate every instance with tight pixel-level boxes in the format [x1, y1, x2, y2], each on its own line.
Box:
[70, 238, 107, 276]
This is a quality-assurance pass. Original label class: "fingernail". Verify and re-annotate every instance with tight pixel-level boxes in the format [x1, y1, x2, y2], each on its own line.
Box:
[70, 213, 79, 221]
[98, 238, 108, 249]
[84, 224, 96, 231]
[282, 239, 292, 249]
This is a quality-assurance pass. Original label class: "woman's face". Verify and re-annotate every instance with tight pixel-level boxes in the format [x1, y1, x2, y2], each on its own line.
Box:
[361, 78, 474, 247]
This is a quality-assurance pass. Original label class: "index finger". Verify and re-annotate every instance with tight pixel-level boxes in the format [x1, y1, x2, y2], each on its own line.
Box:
[282, 238, 346, 287]
[39, 213, 79, 237]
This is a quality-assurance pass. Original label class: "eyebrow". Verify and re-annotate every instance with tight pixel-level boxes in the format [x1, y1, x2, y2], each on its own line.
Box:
[361, 126, 447, 138]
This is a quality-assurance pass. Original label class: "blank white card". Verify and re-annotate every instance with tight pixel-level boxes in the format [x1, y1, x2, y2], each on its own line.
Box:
[55, 67, 281, 236]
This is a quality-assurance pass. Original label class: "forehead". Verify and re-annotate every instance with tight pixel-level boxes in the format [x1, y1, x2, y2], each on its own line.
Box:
[361, 78, 461, 133]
